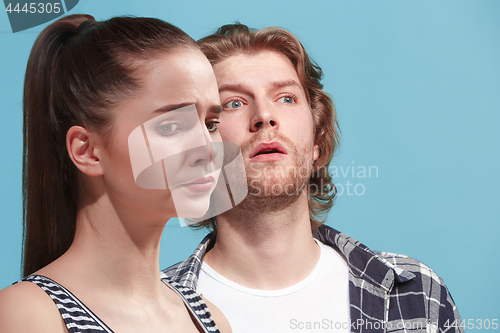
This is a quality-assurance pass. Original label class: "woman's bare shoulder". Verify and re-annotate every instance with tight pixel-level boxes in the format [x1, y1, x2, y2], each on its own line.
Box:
[0, 281, 67, 333]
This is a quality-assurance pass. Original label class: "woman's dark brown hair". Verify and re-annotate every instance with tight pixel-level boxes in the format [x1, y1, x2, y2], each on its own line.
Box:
[22, 14, 197, 276]
[195, 23, 340, 231]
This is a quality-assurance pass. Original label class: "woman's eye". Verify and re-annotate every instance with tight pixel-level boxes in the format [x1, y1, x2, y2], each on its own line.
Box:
[155, 122, 181, 136]
[277, 96, 295, 104]
[206, 121, 220, 133]
[224, 100, 244, 109]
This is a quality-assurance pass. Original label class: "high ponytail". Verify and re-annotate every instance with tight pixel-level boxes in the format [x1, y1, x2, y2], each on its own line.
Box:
[23, 15, 93, 276]
[22, 14, 197, 276]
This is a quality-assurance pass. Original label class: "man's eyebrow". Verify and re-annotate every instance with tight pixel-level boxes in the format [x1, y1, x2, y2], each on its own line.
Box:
[271, 79, 301, 89]
[218, 83, 250, 95]
[218, 80, 302, 94]
[153, 102, 194, 114]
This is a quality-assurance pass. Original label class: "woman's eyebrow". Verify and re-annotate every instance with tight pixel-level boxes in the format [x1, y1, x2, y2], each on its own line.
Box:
[209, 105, 223, 114]
[153, 103, 222, 115]
[153, 103, 194, 114]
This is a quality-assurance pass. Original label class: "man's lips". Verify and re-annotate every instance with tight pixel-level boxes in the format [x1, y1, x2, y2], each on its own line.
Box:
[181, 176, 215, 193]
[249, 141, 288, 161]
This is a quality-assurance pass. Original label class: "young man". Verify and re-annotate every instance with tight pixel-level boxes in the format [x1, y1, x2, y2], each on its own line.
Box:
[162, 24, 462, 333]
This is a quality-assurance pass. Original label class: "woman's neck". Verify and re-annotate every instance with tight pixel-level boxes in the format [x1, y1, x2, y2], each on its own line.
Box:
[37, 192, 170, 301]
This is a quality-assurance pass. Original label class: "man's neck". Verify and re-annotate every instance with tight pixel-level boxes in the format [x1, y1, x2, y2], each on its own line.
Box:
[204, 193, 320, 290]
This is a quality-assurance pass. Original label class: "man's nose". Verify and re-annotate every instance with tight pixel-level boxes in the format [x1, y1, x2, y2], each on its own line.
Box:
[250, 101, 280, 132]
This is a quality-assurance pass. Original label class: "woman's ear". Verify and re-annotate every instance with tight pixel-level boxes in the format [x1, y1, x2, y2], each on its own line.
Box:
[66, 126, 104, 176]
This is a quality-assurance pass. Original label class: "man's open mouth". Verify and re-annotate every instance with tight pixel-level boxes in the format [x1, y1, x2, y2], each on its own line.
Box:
[254, 148, 282, 156]
[250, 142, 288, 160]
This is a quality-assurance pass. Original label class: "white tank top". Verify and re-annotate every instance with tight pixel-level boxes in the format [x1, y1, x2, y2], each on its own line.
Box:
[198, 239, 350, 332]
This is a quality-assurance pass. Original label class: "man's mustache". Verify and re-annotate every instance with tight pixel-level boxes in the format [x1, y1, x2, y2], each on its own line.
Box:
[239, 132, 296, 157]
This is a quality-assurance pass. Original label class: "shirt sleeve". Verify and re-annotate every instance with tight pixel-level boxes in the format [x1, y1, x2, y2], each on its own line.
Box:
[435, 279, 464, 333]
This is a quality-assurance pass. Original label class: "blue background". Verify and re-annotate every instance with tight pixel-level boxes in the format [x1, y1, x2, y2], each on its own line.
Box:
[1, 0, 499, 327]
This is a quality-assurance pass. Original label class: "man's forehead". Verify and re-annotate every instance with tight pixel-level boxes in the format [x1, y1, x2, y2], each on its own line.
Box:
[214, 51, 303, 92]
[215, 51, 297, 76]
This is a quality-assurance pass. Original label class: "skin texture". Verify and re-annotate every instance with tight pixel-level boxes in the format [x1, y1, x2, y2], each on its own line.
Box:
[203, 51, 321, 290]
[0, 49, 231, 333]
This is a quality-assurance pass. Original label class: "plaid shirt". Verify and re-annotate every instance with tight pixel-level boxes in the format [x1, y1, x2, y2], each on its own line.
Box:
[161, 225, 463, 333]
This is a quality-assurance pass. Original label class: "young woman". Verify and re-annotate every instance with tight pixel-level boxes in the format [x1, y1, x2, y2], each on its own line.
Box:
[0, 14, 231, 333]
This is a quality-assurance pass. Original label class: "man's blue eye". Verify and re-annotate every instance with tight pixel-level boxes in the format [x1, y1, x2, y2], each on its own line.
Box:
[278, 96, 294, 104]
[224, 100, 243, 109]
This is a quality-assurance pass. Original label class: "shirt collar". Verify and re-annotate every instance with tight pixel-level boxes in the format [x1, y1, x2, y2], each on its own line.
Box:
[313, 225, 415, 292]
[162, 225, 415, 292]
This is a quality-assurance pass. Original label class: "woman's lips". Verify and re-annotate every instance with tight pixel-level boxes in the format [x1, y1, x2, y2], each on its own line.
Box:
[181, 176, 215, 193]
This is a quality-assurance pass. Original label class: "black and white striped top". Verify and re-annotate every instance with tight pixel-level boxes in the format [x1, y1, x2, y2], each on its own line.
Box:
[19, 275, 220, 333]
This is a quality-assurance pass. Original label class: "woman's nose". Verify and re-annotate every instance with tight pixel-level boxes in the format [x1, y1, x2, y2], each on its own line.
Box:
[187, 125, 219, 168]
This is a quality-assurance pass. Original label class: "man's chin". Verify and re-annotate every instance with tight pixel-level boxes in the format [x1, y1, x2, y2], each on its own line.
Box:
[239, 145, 312, 212]
[239, 176, 308, 212]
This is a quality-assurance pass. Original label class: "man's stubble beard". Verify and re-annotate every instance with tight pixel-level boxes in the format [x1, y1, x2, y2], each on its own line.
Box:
[234, 132, 312, 214]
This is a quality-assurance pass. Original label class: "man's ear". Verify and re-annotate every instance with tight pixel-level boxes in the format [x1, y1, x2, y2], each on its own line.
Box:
[66, 126, 104, 176]
[313, 144, 320, 162]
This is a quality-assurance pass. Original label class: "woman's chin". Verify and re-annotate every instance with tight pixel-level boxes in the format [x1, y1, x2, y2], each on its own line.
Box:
[170, 187, 212, 219]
